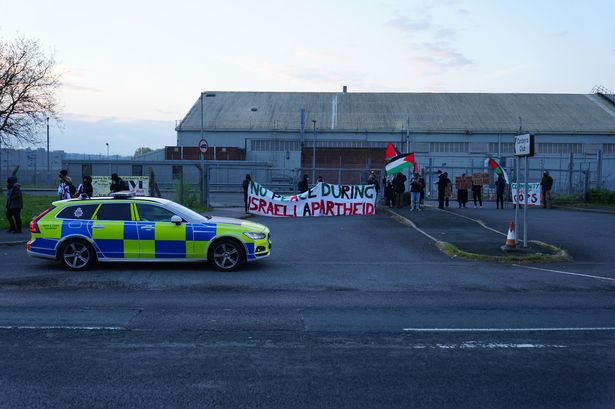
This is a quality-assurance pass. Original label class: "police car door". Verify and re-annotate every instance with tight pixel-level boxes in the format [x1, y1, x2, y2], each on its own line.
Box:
[135, 203, 192, 259]
[91, 202, 135, 259]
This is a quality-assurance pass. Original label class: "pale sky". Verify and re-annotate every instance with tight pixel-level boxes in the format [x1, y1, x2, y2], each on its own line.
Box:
[2, 0, 614, 155]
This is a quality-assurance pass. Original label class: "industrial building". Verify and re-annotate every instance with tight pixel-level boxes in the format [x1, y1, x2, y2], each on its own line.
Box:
[175, 88, 615, 193]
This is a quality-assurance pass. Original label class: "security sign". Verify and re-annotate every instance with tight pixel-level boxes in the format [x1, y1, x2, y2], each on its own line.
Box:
[198, 138, 208, 154]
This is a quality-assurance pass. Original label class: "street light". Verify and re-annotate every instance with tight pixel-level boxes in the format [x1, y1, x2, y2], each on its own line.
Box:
[46, 117, 50, 172]
[106, 142, 110, 175]
[312, 119, 317, 182]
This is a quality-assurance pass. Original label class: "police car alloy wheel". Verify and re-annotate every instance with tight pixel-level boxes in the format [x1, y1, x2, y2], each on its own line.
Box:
[60, 239, 96, 271]
[209, 238, 244, 271]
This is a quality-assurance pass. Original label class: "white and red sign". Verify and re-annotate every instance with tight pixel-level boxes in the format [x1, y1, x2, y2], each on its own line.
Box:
[511, 182, 541, 206]
[198, 138, 208, 154]
[248, 181, 377, 217]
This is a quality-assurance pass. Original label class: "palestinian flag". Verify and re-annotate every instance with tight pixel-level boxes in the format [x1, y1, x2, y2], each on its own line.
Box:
[486, 157, 509, 184]
[385, 143, 415, 175]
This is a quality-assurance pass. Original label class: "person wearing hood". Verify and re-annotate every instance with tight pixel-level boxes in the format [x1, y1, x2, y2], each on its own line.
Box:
[6, 176, 23, 233]
[75, 175, 94, 198]
[242, 174, 252, 214]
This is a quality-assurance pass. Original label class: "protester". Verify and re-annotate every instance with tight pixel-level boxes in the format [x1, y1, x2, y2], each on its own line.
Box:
[444, 172, 452, 208]
[367, 171, 380, 197]
[110, 173, 128, 193]
[472, 178, 483, 208]
[457, 174, 469, 208]
[242, 174, 251, 214]
[5, 176, 23, 233]
[57, 169, 75, 200]
[75, 175, 94, 198]
[298, 174, 309, 193]
[385, 176, 395, 208]
[541, 170, 554, 209]
[410, 173, 422, 211]
[496, 174, 506, 209]
[394, 172, 407, 208]
[436, 170, 446, 209]
[418, 173, 426, 205]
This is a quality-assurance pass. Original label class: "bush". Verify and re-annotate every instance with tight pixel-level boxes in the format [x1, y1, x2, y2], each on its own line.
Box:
[587, 189, 615, 206]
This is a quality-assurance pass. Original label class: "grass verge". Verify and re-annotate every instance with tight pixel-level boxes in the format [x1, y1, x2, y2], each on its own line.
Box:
[0, 193, 57, 230]
[436, 240, 571, 263]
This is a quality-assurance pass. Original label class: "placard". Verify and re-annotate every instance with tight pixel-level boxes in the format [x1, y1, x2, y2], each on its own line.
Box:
[511, 182, 541, 206]
[455, 176, 473, 190]
[91, 176, 150, 197]
[472, 173, 490, 185]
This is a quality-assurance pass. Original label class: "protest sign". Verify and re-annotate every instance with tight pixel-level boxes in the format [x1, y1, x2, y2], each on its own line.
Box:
[91, 176, 150, 197]
[472, 173, 490, 185]
[511, 182, 541, 206]
[247, 181, 377, 217]
[455, 176, 473, 189]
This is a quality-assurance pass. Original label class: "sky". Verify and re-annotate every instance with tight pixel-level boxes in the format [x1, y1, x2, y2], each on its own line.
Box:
[2, 0, 614, 155]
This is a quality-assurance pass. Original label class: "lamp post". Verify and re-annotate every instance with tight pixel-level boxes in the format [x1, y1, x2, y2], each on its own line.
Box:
[312, 119, 317, 182]
[46, 117, 50, 172]
[106, 142, 110, 175]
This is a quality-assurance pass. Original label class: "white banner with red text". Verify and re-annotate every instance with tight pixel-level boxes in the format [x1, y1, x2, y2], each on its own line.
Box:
[247, 181, 377, 217]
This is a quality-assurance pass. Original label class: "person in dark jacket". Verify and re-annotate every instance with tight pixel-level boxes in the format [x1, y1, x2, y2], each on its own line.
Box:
[75, 175, 94, 198]
[394, 172, 407, 208]
[436, 170, 447, 209]
[110, 173, 128, 193]
[540, 170, 554, 208]
[5, 176, 23, 233]
[242, 174, 252, 214]
[410, 173, 422, 211]
[384, 177, 395, 208]
[496, 174, 506, 209]
[418, 174, 426, 205]
[472, 178, 483, 208]
[367, 171, 380, 196]
[444, 172, 452, 208]
[457, 174, 469, 208]
[298, 174, 309, 193]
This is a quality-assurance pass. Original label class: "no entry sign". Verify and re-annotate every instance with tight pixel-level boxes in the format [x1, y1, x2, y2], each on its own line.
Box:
[198, 138, 208, 154]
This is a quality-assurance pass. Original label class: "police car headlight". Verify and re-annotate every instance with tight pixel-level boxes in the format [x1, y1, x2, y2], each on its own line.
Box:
[243, 232, 266, 240]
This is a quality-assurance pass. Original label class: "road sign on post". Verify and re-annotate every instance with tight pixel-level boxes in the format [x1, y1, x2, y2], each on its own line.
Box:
[198, 139, 209, 207]
[514, 133, 535, 157]
[198, 139, 209, 155]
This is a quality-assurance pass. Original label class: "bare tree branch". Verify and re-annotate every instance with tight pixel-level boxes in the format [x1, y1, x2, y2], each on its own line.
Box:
[0, 36, 61, 147]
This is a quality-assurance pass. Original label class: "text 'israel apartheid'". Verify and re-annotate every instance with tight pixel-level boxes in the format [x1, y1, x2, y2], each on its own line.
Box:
[247, 181, 377, 217]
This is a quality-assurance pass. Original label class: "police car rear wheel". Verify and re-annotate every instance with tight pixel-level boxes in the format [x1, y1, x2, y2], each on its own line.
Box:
[209, 238, 244, 271]
[60, 239, 95, 271]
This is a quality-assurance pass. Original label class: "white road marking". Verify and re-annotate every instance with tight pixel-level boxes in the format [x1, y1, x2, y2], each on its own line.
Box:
[0, 325, 125, 330]
[513, 264, 615, 282]
[388, 209, 439, 242]
[403, 327, 615, 332]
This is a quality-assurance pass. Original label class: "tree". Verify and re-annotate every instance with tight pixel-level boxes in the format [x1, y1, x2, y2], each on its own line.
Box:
[0, 36, 60, 146]
[134, 146, 154, 157]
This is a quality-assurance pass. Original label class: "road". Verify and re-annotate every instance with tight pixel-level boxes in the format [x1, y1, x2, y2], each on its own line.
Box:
[1, 210, 615, 408]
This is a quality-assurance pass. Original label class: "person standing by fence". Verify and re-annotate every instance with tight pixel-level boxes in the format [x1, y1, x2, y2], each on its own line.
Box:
[242, 174, 252, 214]
[57, 169, 75, 200]
[496, 174, 506, 209]
[410, 173, 422, 211]
[298, 174, 309, 193]
[472, 178, 483, 208]
[541, 170, 554, 208]
[394, 172, 407, 208]
[6, 177, 23, 233]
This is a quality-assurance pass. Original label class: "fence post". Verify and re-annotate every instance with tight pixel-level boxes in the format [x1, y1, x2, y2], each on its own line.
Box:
[568, 153, 573, 195]
[597, 149, 603, 189]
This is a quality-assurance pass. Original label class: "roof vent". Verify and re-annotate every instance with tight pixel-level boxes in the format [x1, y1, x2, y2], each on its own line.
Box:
[205, 93, 216, 97]
[342, 86, 347, 93]
[251, 107, 258, 112]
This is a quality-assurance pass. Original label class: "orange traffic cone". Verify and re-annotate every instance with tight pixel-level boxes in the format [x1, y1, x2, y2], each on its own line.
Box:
[504, 221, 516, 248]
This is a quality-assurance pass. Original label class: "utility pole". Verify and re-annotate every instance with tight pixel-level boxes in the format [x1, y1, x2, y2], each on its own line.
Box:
[312, 119, 317, 183]
[46, 117, 50, 172]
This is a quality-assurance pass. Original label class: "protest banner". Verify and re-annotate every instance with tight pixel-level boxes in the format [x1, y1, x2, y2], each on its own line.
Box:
[247, 181, 377, 217]
[472, 172, 490, 185]
[91, 176, 150, 197]
[455, 176, 473, 189]
[511, 182, 541, 206]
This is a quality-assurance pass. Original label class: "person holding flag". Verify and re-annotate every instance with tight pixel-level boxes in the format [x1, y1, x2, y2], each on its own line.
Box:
[485, 157, 509, 209]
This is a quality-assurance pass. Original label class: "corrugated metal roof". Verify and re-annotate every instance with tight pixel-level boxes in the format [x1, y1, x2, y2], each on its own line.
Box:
[177, 92, 615, 134]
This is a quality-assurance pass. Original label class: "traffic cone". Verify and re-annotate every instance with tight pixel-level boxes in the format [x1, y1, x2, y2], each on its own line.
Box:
[504, 221, 516, 248]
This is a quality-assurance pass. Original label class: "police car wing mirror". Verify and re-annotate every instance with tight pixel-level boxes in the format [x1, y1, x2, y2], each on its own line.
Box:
[171, 215, 183, 225]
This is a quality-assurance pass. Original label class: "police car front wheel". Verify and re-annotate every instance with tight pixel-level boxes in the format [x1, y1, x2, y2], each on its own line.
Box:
[209, 239, 245, 271]
[60, 239, 96, 271]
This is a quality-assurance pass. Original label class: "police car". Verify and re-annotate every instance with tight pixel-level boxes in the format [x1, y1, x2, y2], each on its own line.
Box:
[27, 193, 271, 271]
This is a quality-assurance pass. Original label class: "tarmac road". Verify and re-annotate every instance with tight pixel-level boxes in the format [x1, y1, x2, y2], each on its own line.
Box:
[1, 210, 615, 408]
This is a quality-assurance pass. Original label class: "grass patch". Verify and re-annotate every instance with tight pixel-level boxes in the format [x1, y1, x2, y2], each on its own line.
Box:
[436, 240, 570, 263]
[0, 193, 57, 230]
